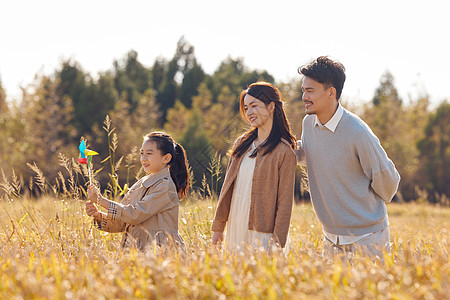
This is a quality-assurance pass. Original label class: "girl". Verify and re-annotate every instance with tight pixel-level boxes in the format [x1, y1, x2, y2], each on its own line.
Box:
[211, 82, 297, 253]
[86, 132, 189, 251]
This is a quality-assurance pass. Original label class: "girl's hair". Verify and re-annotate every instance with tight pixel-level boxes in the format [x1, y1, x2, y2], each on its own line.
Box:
[144, 132, 190, 198]
[231, 82, 296, 158]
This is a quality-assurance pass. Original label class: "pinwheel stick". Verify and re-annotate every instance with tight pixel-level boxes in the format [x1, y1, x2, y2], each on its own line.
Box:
[86, 152, 97, 185]
[87, 156, 93, 184]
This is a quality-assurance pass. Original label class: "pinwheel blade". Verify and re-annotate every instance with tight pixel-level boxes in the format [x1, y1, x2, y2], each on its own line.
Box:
[79, 140, 87, 158]
[85, 149, 99, 156]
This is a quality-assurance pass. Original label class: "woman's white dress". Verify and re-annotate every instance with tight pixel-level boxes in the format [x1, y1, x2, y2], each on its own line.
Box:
[225, 143, 290, 254]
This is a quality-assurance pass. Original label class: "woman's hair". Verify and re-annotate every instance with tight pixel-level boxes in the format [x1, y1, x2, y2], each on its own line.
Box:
[231, 82, 296, 158]
[144, 132, 190, 198]
[298, 56, 346, 100]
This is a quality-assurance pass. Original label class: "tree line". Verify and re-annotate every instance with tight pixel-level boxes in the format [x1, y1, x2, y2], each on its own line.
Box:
[0, 37, 448, 203]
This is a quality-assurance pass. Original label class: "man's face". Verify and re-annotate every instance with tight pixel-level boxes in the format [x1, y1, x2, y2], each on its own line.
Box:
[301, 76, 334, 116]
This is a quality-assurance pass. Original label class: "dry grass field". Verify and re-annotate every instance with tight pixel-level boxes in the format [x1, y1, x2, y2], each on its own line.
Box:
[0, 195, 448, 299]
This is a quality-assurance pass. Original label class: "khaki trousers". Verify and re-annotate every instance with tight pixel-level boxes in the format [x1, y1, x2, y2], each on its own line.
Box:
[322, 226, 391, 262]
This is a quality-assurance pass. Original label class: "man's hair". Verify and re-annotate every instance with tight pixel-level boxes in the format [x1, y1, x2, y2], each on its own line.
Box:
[298, 56, 346, 100]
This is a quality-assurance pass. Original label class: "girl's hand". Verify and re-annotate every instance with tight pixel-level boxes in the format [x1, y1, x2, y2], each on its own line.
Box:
[212, 231, 224, 248]
[85, 201, 101, 221]
[87, 185, 100, 203]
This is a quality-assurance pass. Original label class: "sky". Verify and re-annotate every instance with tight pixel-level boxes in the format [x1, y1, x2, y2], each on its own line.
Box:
[1, 0, 449, 108]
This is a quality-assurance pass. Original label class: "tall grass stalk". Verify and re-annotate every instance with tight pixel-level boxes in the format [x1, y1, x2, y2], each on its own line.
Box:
[102, 115, 124, 200]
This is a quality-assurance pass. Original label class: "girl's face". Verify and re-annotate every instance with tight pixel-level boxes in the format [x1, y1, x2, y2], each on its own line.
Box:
[140, 140, 171, 174]
[243, 94, 274, 128]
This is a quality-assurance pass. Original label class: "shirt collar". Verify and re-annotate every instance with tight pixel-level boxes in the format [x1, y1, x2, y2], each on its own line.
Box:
[314, 104, 344, 133]
[142, 167, 170, 188]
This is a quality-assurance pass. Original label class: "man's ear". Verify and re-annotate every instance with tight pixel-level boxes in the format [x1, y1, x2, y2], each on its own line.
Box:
[329, 87, 336, 99]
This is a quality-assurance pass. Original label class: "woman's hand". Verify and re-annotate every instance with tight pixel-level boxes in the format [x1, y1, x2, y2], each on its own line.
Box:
[85, 201, 101, 221]
[212, 231, 224, 248]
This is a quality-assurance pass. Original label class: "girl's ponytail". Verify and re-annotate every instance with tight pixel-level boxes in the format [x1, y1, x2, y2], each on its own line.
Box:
[170, 143, 189, 198]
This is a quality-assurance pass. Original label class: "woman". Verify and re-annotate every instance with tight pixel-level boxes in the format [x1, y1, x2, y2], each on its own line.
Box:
[211, 82, 297, 253]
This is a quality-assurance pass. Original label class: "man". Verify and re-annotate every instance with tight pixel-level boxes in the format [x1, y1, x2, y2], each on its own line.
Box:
[296, 56, 400, 261]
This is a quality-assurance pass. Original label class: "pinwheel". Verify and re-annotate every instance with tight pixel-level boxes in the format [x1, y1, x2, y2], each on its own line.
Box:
[77, 140, 99, 184]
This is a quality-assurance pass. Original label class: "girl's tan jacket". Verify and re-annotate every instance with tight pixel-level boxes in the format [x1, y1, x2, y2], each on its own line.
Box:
[97, 167, 183, 250]
[211, 138, 296, 248]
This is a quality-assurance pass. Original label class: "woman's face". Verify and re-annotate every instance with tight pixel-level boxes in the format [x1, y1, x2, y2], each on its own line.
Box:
[243, 94, 274, 128]
[140, 140, 171, 174]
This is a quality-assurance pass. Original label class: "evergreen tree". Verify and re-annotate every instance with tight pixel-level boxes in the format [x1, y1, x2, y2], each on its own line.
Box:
[92, 71, 120, 125]
[22, 75, 77, 177]
[240, 69, 275, 91]
[178, 108, 213, 187]
[364, 72, 405, 199]
[0, 77, 7, 114]
[164, 100, 190, 140]
[399, 96, 430, 200]
[191, 82, 212, 115]
[373, 71, 402, 106]
[204, 56, 246, 100]
[417, 101, 450, 198]
[204, 56, 274, 112]
[0, 77, 10, 173]
[157, 58, 178, 121]
[364, 72, 431, 201]
[176, 36, 205, 108]
[179, 62, 205, 108]
[0, 102, 28, 178]
[152, 57, 166, 96]
[156, 37, 204, 120]
[201, 85, 243, 155]
[278, 79, 308, 201]
[278, 79, 305, 138]
[55, 60, 95, 134]
[369, 70, 402, 141]
[113, 50, 152, 112]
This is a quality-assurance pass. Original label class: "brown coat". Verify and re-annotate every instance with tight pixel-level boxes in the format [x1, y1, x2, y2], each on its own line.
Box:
[211, 138, 296, 247]
[97, 167, 183, 250]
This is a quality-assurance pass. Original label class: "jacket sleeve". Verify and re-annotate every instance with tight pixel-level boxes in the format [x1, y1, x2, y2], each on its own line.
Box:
[357, 133, 401, 203]
[273, 148, 296, 248]
[211, 155, 234, 232]
[95, 214, 126, 233]
[93, 184, 137, 233]
[105, 179, 176, 225]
